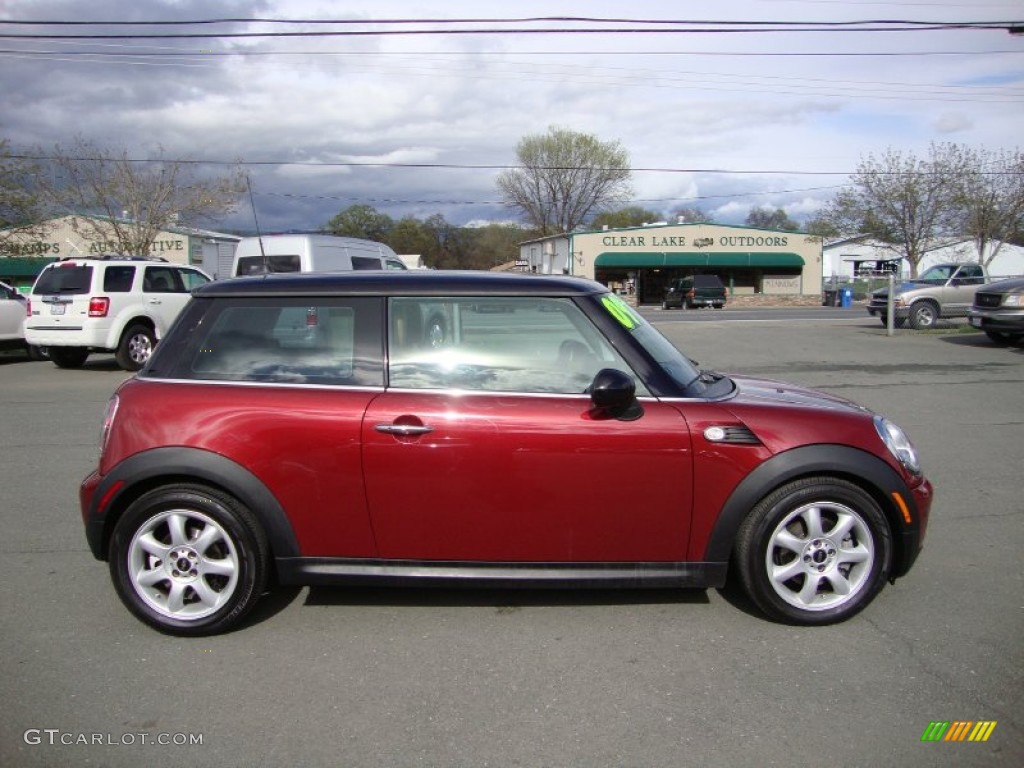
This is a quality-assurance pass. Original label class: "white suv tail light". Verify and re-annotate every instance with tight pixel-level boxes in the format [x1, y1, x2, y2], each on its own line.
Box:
[88, 297, 110, 317]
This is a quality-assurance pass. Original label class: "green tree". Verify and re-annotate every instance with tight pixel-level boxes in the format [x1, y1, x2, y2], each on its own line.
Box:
[387, 216, 438, 263]
[496, 126, 632, 236]
[745, 206, 799, 231]
[33, 137, 246, 256]
[590, 206, 663, 230]
[464, 223, 529, 269]
[325, 204, 394, 241]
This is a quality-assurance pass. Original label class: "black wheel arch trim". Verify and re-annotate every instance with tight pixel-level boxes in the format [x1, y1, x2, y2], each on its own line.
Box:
[85, 446, 298, 561]
[704, 444, 923, 577]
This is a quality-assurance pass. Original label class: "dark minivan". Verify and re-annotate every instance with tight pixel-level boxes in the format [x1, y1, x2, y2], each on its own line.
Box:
[662, 275, 727, 309]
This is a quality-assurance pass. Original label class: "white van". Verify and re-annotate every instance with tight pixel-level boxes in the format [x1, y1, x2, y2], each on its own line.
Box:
[232, 234, 407, 277]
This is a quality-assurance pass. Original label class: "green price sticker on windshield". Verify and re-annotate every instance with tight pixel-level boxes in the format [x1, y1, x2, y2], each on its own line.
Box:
[601, 294, 639, 330]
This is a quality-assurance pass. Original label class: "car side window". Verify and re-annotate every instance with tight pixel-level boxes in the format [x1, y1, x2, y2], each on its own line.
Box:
[103, 266, 136, 292]
[387, 296, 647, 395]
[959, 266, 984, 285]
[181, 298, 383, 386]
[143, 266, 183, 293]
[179, 269, 211, 290]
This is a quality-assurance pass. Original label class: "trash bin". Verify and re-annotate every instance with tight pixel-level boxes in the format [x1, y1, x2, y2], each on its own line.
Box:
[840, 288, 853, 308]
[823, 289, 839, 307]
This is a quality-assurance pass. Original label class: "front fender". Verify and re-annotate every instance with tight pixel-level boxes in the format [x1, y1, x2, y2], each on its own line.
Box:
[83, 446, 299, 561]
[703, 444, 924, 577]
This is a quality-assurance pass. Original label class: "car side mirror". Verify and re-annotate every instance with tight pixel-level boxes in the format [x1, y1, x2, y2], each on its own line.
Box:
[590, 368, 643, 421]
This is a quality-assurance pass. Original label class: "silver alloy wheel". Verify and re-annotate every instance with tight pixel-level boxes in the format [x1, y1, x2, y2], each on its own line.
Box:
[764, 501, 875, 611]
[127, 331, 153, 365]
[126, 509, 240, 621]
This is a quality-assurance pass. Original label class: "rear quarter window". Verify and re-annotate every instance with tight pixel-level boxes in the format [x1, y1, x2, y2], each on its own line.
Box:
[102, 266, 136, 292]
[145, 297, 384, 387]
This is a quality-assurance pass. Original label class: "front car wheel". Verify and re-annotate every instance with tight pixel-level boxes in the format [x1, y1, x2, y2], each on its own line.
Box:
[109, 485, 269, 635]
[735, 477, 892, 625]
[908, 302, 938, 330]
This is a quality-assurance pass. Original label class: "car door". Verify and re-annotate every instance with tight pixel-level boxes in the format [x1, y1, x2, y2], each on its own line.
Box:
[361, 296, 694, 563]
[143, 266, 206, 337]
[946, 265, 985, 315]
[0, 284, 25, 342]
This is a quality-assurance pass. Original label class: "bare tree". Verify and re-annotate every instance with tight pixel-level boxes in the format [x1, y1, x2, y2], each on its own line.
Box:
[0, 138, 45, 242]
[35, 138, 246, 255]
[673, 206, 713, 224]
[819, 145, 960, 277]
[946, 145, 1024, 268]
[497, 126, 632, 236]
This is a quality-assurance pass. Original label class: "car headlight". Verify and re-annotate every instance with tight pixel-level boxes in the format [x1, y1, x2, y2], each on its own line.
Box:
[1002, 294, 1024, 307]
[874, 416, 921, 476]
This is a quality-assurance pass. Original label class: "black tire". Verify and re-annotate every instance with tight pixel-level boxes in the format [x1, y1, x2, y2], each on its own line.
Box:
[108, 484, 269, 636]
[26, 344, 48, 361]
[735, 477, 892, 625]
[116, 323, 156, 371]
[49, 346, 89, 368]
[984, 330, 1024, 346]
[908, 302, 938, 330]
[878, 315, 906, 329]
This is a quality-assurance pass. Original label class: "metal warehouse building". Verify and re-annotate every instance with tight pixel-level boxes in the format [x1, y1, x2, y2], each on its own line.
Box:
[519, 222, 823, 305]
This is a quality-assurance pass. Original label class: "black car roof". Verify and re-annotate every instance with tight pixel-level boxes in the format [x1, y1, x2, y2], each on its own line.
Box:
[194, 270, 609, 298]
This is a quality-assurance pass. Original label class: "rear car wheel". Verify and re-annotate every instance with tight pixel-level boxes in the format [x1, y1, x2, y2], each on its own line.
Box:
[736, 477, 892, 625]
[908, 302, 938, 330]
[49, 346, 89, 368]
[116, 324, 156, 371]
[109, 485, 269, 635]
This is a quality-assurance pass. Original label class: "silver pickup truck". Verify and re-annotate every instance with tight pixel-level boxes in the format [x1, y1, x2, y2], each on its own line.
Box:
[867, 263, 989, 329]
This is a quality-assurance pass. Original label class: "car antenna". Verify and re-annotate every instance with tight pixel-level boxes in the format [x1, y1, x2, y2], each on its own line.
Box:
[246, 174, 267, 272]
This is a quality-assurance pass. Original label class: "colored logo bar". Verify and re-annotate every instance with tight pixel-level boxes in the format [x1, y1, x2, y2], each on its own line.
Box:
[921, 721, 997, 742]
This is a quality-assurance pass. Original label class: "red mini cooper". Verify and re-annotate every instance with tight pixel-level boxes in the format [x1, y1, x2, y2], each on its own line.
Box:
[81, 272, 932, 635]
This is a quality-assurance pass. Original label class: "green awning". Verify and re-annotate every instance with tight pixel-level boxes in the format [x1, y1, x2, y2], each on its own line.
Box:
[0, 256, 58, 277]
[594, 252, 805, 268]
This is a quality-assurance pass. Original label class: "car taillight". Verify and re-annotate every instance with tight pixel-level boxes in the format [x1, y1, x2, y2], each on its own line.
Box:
[25, 298, 32, 317]
[88, 297, 110, 317]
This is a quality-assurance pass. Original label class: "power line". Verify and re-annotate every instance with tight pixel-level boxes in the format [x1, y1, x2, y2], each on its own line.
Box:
[1, 17, 1021, 41]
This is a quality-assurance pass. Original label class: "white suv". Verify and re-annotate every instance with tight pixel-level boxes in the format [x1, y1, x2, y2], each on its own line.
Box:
[25, 256, 211, 371]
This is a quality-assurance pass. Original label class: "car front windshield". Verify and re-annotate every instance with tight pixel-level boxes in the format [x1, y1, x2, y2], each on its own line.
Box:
[598, 293, 703, 391]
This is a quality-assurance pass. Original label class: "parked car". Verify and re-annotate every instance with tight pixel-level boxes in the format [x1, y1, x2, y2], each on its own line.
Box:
[867, 263, 989, 329]
[662, 275, 727, 309]
[967, 276, 1024, 345]
[0, 280, 45, 359]
[81, 271, 932, 635]
[24, 256, 211, 371]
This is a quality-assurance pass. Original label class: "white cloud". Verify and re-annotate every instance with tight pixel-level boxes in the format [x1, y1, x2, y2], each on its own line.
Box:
[4, 0, 1022, 231]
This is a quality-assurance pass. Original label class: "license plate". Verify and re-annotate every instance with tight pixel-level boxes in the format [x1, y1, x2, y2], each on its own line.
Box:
[969, 317, 981, 328]
[50, 304, 65, 315]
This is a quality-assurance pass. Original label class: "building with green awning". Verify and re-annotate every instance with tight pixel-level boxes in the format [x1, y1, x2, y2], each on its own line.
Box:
[518, 222, 823, 304]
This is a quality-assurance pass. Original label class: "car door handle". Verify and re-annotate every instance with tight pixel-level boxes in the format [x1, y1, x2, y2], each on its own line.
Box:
[374, 423, 434, 436]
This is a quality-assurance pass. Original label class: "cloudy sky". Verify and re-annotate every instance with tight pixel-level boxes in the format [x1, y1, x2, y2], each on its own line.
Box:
[2, 0, 1022, 233]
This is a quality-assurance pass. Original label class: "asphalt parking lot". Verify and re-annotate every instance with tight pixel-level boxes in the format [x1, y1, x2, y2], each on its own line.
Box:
[1, 315, 1021, 768]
